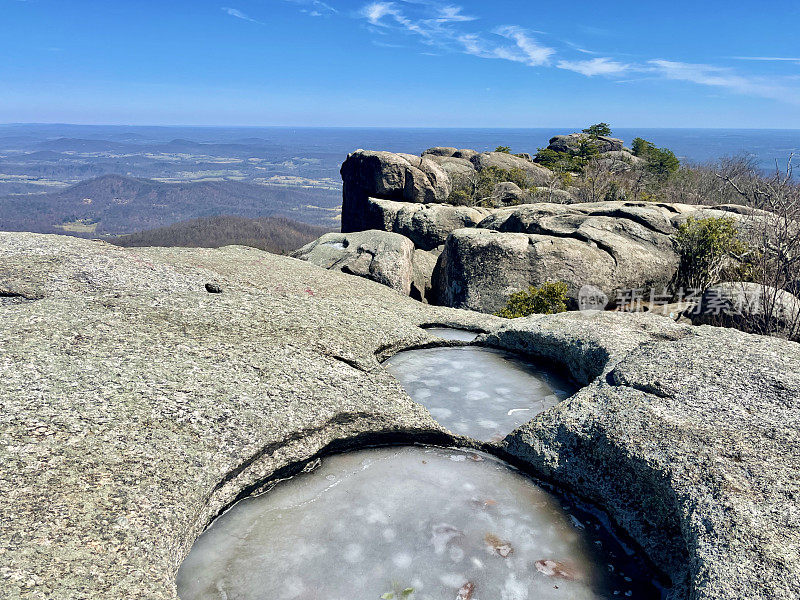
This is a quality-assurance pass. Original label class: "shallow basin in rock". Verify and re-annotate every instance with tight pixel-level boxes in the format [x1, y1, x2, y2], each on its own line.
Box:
[177, 446, 661, 600]
[383, 347, 574, 441]
[424, 327, 480, 342]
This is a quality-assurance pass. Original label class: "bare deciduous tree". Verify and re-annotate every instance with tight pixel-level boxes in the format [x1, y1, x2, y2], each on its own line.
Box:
[716, 155, 800, 340]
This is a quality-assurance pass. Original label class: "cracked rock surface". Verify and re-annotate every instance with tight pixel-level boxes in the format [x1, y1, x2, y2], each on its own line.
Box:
[1, 232, 798, 600]
[485, 311, 800, 600]
[435, 201, 758, 312]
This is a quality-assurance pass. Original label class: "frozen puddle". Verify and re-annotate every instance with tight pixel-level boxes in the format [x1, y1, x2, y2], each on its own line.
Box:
[424, 327, 480, 342]
[177, 447, 661, 600]
[383, 347, 574, 441]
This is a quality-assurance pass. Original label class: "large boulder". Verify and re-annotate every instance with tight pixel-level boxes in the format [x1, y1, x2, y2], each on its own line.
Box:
[361, 197, 492, 251]
[599, 149, 645, 165]
[432, 227, 617, 313]
[291, 230, 415, 295]
[340, 150, 452, 232]
[491, 181, 530, 206]
[547, 133, 624, 154]
[485, 311, 800, 600]
[422, 154, 477, 194]
[420, 146, 457, 157]
[470, 151, 553, 186]
[410, 247, 441, 303]
[435, 201, 681, 312]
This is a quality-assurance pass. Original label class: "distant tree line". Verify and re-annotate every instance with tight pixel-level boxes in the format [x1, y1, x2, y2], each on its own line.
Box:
[110, 215, 332, 255]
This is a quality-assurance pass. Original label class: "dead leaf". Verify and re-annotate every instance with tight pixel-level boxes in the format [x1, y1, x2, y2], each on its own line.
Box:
[468, 454, 484, 462]
[456, 582, 475, 600]
[535, 559, 582, 581]
[484, 533, 513, 558]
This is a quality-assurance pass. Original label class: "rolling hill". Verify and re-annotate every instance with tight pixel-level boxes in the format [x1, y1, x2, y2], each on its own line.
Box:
[110, 215, 330, 255]
[0, 174, 341, 235]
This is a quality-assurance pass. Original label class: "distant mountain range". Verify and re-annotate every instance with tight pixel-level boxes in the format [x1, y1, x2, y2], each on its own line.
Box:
[110, 215, 330, 255]
[0, 174, 341, 235]
[5, 136, 292, 158]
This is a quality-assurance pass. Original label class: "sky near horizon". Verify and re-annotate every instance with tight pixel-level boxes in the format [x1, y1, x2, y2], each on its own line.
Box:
[2, 0, 800, 128]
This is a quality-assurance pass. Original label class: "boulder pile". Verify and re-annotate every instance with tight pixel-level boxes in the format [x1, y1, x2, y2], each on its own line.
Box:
[303, 144, 764, 313]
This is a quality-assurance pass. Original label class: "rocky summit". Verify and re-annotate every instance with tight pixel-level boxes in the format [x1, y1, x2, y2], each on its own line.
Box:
[1, 231, 799, 600]
[302, 146, 773, 312]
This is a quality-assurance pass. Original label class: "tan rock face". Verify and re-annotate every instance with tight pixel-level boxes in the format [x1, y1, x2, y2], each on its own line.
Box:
[291, 229, 416, 295]
[364, 197, 492, 251]
[341, 150, 453, 232]
[431, 201, 771, 314]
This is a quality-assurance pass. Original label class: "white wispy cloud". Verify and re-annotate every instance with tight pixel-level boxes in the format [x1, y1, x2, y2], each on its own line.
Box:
[361, 2, 552, 66]
[284, 0, 337, 17]
[355, 2, 800, 105]
[457, 27, 553, 67]
[434, 5, 475, 23]
[648, 59, 799, 103]
[558, 57, 630, 76]
[730, 56, 800, 62]
[362, 2, 399, 26]
[222, 7, 262, 23]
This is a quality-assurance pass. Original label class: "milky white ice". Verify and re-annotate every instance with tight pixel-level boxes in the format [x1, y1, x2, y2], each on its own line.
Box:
[177, 447, 657, 600]
[383, 346, 574, 441]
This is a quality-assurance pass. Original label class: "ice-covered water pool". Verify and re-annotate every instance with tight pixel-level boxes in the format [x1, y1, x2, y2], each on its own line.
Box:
[383, 346, 574, 441]
[177, 446, 661, 600]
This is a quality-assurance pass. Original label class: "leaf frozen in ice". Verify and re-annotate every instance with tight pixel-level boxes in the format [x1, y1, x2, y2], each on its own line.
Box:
[484, 533, 513, 558]
[456, 582, 475, 600]
[535, 559, 582, 581]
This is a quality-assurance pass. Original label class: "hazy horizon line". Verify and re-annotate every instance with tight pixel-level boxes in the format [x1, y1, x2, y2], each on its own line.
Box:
[3, 122, 800, 132]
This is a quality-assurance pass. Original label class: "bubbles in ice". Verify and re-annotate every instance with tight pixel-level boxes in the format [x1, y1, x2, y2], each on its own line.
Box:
[383, 347, 575, 441]
[177, 446, 661, 600]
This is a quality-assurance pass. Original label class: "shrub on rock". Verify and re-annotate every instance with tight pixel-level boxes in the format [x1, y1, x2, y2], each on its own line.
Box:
[583, 123, 612, 137]
[496, 282, 569, 318]
[673, 216, 750, 293]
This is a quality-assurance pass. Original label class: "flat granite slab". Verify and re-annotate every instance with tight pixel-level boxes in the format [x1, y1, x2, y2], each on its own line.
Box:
[1, 232, 798, 600]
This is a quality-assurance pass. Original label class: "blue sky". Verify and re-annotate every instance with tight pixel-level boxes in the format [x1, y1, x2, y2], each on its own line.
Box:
[2, 0, 800, 128]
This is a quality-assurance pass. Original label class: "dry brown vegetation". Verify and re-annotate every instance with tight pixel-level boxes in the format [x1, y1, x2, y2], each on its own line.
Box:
[534, 151, 800, 340]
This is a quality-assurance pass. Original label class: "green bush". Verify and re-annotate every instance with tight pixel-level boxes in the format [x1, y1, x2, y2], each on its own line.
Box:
[447, 189, 473, 206]
[474, 165, 530, 206]
[603, 180, 625, 202]
[674, 217, 749, 292]
[631, 137, 654, 157]
[534, 147, 585, 172]
[576, 138, 601, 159]
[582, 123, 612, 137]
[447, 165, 533, 207]
[630, 137, 679, 178]
[535, 137, 599, 174]
[645, 147, 680, 178]
[495, 145, 512, 154]
[496, 282, 569, 318]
